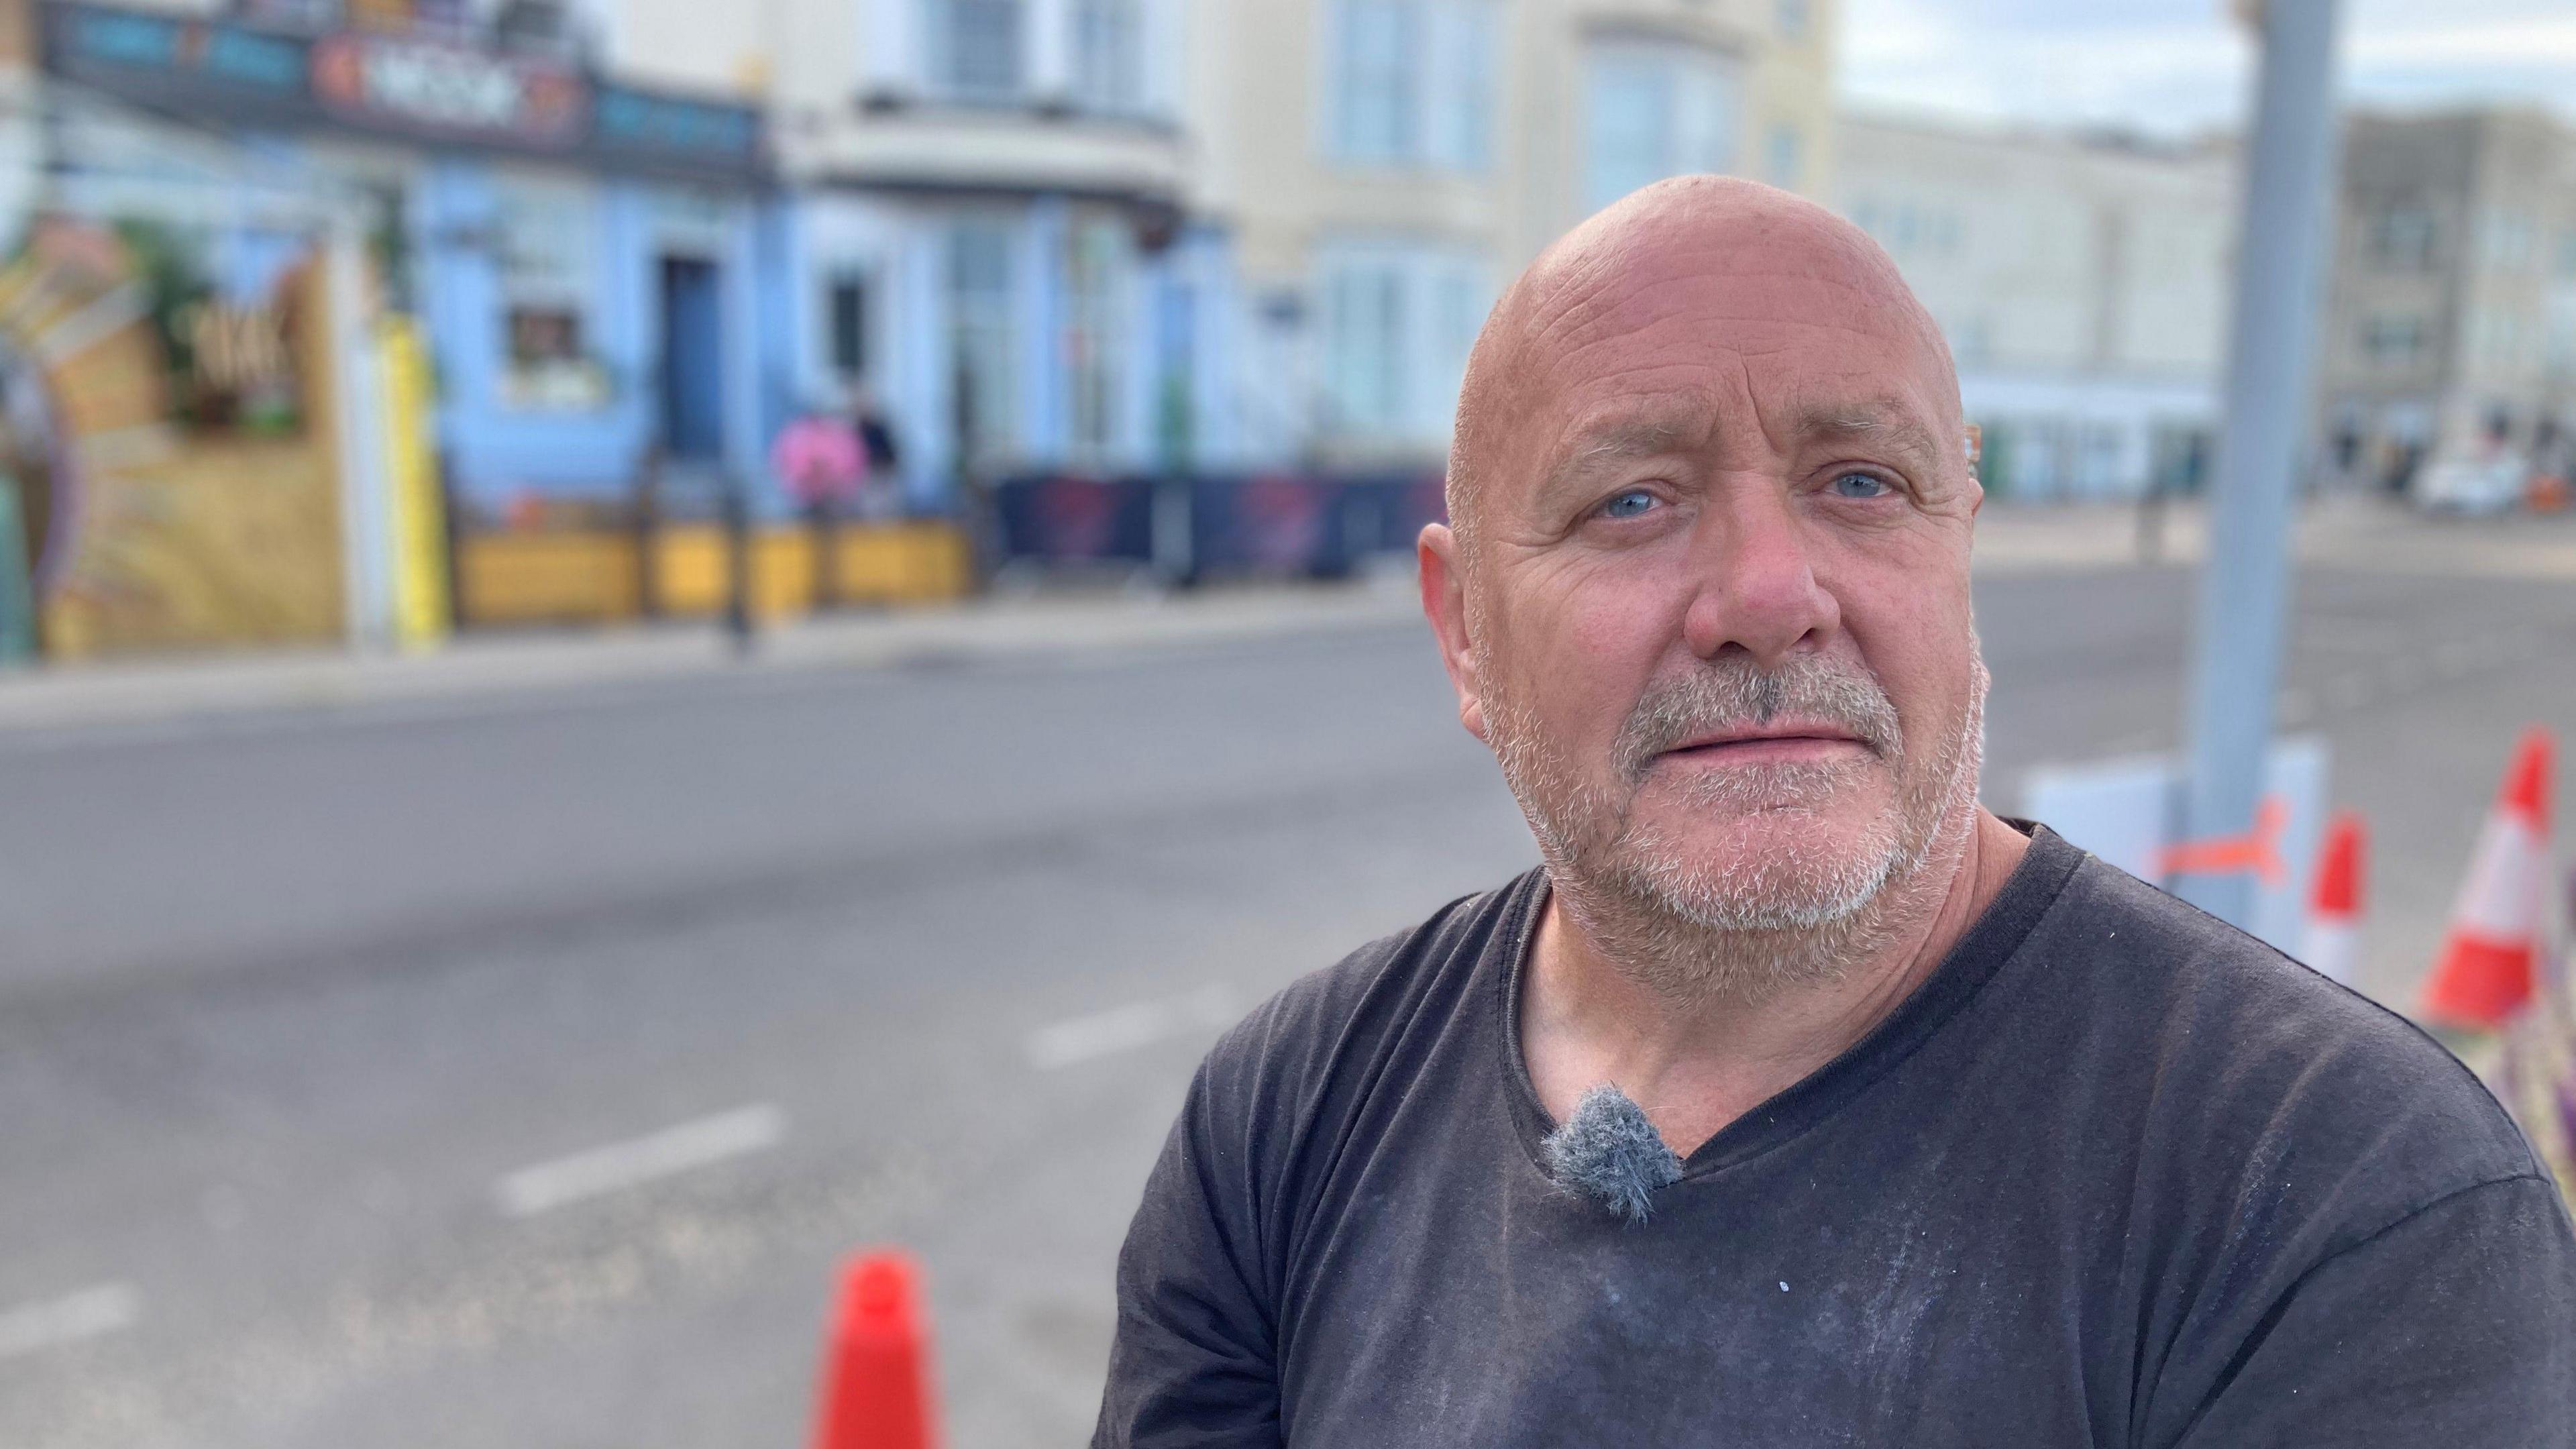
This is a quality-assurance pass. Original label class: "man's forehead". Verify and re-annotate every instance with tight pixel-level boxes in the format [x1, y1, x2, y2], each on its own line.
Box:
[1542, 388, 1945, 470]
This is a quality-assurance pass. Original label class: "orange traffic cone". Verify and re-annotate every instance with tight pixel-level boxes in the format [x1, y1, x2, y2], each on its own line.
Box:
[812, 1250, 940, 1449]
[2419, 728, 2556, 1032]
[2304, 810, 2366, 986]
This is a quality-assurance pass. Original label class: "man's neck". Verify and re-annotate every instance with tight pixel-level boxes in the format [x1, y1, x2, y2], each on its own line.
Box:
[1521, 808, 2031, 1158]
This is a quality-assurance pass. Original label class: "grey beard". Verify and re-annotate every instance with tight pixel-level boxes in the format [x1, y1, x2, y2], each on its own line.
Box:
[1489, 651, 1990, 1006]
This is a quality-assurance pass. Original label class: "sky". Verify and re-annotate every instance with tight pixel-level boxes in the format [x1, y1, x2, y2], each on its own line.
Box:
[1840, 0, 2576, 138]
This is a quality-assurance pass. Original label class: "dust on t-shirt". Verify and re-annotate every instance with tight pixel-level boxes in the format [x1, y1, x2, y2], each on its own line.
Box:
[1095, 828, 2576, 1446]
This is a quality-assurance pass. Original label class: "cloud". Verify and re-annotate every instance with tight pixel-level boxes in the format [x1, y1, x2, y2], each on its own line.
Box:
[1841, 0, 2576, 135]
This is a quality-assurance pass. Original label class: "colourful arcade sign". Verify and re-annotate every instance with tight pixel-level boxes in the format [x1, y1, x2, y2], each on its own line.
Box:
[42, 1, 763, 182]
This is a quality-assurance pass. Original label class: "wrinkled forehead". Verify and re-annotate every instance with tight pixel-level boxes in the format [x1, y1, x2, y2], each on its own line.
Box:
[1517, 250, 1955, 456]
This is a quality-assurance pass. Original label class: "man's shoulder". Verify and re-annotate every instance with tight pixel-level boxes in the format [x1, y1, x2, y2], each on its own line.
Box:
[1192, 869, 1539, 1126]
[2031, 847, 2544, 1210]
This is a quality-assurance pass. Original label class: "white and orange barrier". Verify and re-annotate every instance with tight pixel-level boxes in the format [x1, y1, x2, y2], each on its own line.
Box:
[2303, 810, 2367, 986]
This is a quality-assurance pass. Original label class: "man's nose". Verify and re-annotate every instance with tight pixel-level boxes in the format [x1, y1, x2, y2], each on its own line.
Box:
[1680, 480, 1840, 667]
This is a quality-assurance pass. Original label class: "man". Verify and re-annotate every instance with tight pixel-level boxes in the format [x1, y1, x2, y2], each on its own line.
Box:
[1094, 179, 2576, 1444]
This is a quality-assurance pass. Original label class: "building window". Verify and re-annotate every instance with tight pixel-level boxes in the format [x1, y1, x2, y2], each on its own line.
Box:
[2361, 313, 2424, 370]
[1328, 0, 1495, 172]
[1318, 244, 1490, 445]
[2485, 209, 2536, 272]
[2368, 207, 2436, 272]
[1072, 0, 1144, 113]
[946, 221, 1018, 469]
[1765, 121, 1803, 189]
[929, 0, 1023, 99]
[1584, 40, 1741, 213]
[494, 173, 606, 408]
[826, 272, 869, 382]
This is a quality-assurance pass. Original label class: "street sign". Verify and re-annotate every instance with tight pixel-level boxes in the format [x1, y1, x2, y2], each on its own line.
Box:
[2023, 737, 2330, 957]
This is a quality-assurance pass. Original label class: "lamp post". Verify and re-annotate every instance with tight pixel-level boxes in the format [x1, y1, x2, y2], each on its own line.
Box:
[2175, 0, 2345, 926]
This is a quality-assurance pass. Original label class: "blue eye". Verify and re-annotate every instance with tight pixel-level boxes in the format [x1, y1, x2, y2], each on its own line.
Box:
[1599, 489, 1658, 519]
[1832, 472, 1893, 499]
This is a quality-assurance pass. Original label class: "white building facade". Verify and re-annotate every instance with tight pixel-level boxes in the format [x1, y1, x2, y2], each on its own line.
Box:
[610, 0, 1219, 496]
[1837, 113, 2239, 501]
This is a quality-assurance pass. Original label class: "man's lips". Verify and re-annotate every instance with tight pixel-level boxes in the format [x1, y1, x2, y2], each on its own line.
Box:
[1655, 722, 1870, 762]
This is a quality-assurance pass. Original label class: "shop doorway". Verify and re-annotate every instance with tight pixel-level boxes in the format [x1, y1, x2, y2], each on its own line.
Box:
[657, 256, 723, 461]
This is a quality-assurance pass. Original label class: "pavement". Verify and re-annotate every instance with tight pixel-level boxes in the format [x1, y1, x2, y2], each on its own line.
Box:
[7, 497, 2569, 741]
[2, 500, 2573, 1448]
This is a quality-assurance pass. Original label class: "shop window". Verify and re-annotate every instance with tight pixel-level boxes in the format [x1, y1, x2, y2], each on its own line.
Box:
[1065, 219, 1126, 463]
[1324, 260, 1406, 438]
[946, 221, 1018, 470]
[929, 0, 1024, 100]
[494, 174, 606, 408]
[1073, 0, 1144, 113]
[1584, 40, 1740, 213]
[1328, 0, 1494, 172]
[826, 272, 869, 382]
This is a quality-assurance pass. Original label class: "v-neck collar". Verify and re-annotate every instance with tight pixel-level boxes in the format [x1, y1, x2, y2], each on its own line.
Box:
[1494, 825, 2086, 1181]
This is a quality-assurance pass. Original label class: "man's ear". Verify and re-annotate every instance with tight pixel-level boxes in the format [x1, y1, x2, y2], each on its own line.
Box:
[1417, 523, 1489, 743]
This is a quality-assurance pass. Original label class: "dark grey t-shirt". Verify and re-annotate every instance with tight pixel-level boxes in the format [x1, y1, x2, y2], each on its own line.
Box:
[1095, 828, 2576, 1446]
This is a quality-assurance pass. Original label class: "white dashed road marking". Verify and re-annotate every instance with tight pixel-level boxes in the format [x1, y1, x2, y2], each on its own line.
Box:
[494, 1104, 786, 1218]
[0, 1283, 140, 1361]
[1027, 985, 1238, 1071]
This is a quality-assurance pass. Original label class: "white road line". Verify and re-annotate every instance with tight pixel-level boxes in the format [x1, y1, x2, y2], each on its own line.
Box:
[1027, 985, 1236, 1071]
[0, 1283, 140, 1361]
[494, 1104, 786, 1218]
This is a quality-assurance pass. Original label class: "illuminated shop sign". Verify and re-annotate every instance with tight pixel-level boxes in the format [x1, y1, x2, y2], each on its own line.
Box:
[42, 1, 763, 180]
[311, 34, 587, 146]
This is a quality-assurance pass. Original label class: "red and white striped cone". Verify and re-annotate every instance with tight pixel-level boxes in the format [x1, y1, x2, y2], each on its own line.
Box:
[2418, 727, 2556, 1032]
[2302, 810, 2366, 986]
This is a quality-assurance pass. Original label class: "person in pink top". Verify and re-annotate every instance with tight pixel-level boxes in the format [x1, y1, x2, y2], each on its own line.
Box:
[772, 403, 867, 607]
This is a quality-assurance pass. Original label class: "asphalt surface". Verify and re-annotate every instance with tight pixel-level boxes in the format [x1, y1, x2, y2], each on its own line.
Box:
[3, 555, 2573, 1448]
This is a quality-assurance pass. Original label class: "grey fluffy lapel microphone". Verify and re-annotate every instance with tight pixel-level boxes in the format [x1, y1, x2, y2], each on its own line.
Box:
[1540, 1083, 1684, 1224]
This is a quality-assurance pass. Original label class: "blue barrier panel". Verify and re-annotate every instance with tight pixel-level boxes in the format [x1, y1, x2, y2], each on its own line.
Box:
[993, 470, 1447, 578]
[993, 474, 1157, 564]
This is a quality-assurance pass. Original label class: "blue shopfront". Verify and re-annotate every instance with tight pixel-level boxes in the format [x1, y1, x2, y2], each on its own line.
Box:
[42, 1, 780, 518]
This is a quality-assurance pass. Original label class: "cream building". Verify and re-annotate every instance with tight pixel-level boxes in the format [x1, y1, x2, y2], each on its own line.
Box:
[1836, 111, 2239, 500]
[1191, 0, 1839, 467]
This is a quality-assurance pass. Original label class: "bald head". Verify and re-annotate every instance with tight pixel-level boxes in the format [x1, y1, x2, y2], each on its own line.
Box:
[1446, 176, 1964, 559]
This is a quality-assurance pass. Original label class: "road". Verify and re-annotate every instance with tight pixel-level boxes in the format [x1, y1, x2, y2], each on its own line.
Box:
[3, 546, 2573, 1448]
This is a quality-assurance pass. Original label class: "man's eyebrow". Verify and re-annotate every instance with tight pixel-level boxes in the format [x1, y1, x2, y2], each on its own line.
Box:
[1542, 415, 1707, 493]
[1793, 400, 1943, 462]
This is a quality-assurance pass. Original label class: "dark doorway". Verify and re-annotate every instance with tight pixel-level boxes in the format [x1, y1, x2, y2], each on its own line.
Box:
[658, 256, 723, 461]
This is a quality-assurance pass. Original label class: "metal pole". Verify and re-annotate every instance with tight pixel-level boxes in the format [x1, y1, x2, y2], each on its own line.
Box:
[2176, 0, 2345, 926]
